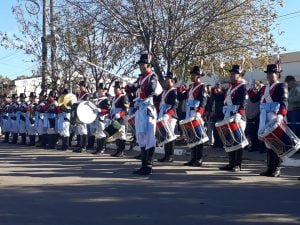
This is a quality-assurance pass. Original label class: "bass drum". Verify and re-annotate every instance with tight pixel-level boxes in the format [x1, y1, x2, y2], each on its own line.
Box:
[77, 101, 98, 124]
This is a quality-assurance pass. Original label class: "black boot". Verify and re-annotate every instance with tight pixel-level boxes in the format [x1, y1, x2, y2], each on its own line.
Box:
[260, 148, 274, 176]
[57, 136, 69, 150]
[184, 147, 197, 166]
[2, 132, 9, 143]
[92, 138, 106, 154]
[231, 149, 243, 172]
[138, 147, 155, 175]
[193, 144, 203, 167]
[86, 135, 95, 149]
[158, 141, 174, 162]
[111, 139, 125, 157]
[46, 134, 56, 149]
[29, 135, 36, 146]
[73, 135, 87, 153]
[270, 150, 281, 177]
[12, 133, 18, 144]
[133, 148, 146, 174]
[20, 133, 27, 145]
[147, 147, 155, 165]
[219, 151, 235, 170]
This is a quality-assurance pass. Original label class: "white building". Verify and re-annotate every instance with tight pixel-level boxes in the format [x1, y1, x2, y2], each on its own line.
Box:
[14, 76, 42, 96]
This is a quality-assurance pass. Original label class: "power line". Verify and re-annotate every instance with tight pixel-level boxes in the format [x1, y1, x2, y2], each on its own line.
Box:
[278, 10, 300, 18]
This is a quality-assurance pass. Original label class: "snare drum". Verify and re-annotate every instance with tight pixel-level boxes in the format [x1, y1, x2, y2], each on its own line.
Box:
[156, 118, 177, 146]
[259, 119, 300, 159]
[215, 116, 248, 152]
[179, 117, 209, 148]
[104, 120, 122, 138]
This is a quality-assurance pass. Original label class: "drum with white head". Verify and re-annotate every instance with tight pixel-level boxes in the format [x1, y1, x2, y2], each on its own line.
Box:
[215, 116, 248, 152]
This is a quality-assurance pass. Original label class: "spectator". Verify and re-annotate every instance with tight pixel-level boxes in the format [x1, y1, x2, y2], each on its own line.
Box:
[246, 80, 262, 152]
[285, 75, 300, 137]
[209, 82, 225, 147]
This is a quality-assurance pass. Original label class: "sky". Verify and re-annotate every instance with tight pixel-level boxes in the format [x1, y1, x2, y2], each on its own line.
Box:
[0, 0, 300, 80]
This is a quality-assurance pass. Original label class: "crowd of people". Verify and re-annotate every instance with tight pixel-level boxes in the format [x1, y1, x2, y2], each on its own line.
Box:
[0, 52, 300, 177]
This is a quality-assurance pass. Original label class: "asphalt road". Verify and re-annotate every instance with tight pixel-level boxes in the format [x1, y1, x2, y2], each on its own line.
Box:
[0, 142, 300, 225]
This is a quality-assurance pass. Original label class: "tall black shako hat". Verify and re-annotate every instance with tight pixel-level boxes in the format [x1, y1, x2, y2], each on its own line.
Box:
[264, 64, 282, 74]
[229, 64, 244, 74]
[29, 92, 37, 98]
[136, 51, 153, 65]
[190, 66, 205, 76]
[12, 93, 18, 99]
[19, 93, 26, 99]
[98, 82, 107, 90]
[164, 71, 177, 83]
[113, 81, 122, 89]
[78, 80, 87, 88]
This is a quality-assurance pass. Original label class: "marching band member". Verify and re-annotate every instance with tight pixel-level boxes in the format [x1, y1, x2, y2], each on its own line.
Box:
[0, 94, 11, 143]
[248, 64, 287, 177]
[9, 94, 19, 144]
[18, 93, 29, 145]
[56, 89, 71, 150]
[157, 72, 178, 162]
[133, 52, 159, 175]
[90, 83, 110, 154]
[178, 66, 208, 167]
[27, 92, 38, 146]
[44, 90, 58, 149]
[73, 80, 90, 153]
[35, 90, 47, 148]
[219, 65, 247, 172]
[110, 81, 129, 157]
[124, 82, 137, 151]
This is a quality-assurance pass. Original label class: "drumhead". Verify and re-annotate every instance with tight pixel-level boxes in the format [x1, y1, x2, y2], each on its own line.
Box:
[77, 101, 98, 124]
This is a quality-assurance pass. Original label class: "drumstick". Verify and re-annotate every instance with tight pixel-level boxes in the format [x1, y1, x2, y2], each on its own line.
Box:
[76, 56, 128, 81]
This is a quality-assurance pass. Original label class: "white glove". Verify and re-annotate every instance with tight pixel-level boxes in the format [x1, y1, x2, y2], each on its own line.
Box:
[114, 113, 121, 119]
[234, 113, 242, 122]
[277, 114, 284, 123]
[196, 112, 202, 119]
[163, 114, 170, 121]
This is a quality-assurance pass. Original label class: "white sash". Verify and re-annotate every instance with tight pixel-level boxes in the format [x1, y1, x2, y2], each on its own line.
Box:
[224, 80, 245, 106]
[260, 82, 279, 103]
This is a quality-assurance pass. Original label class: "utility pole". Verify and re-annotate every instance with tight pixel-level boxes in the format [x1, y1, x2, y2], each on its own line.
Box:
[41, 0, 47, 91]
[50, 0, 57, 90]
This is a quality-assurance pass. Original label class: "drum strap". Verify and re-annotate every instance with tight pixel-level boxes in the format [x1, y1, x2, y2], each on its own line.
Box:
[224, 80, 245, 106]
[96, 96, 107, 106]
[188, 83, 202, 100]
[261, 82, 279, 103]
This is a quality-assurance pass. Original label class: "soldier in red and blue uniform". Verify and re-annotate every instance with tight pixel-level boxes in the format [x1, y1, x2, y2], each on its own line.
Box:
[27, 92, 38, 146]
[90, 83, 110, 154]
[133, 52, 160, 175]
[44, 90, 58, 149]
[17, 93, 29, 145]
[73, 80, 90, 153]
[178, 66, 208, 167]
[248, 64, 287, 177]
[9, 94, 19, 144]
[110, 81, 129, 157]
[219, 65, 248, 172]
[35, 90, 48, 148]
[0, 94, 11, 143]
[157, 71, 178, 162]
